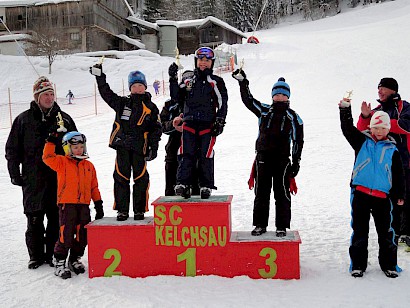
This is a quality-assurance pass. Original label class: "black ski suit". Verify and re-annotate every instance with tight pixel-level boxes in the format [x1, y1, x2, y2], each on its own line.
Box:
[5, 101, 77, 263]
[238, 79, 303, 230]
[176, 68, 228, 189]
[95, 73, 161, 215]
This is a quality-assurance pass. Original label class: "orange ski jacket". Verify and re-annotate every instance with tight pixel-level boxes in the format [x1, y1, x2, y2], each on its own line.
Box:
[42, 142, 101, 205]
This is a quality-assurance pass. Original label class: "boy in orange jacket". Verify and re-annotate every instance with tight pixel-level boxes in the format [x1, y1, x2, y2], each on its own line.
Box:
[43, 131, 103, 279]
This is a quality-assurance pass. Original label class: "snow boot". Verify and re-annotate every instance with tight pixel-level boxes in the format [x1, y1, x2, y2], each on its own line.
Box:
[351, 269, 363, 278]
[383, 270, 398, 278]
[134, 212, 144, 220]
[68, 258, 85, 275]
[54, 258, 71, 279]
[117, 212, 129, 221]
[28, 260, 43, 269]
[251, 226, 267, 236]
[175, 184, 191, 199]
[276, 229, 286, 237]
[200, 187, 212, 199]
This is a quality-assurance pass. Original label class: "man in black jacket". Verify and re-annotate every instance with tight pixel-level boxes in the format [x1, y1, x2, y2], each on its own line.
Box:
[5, 76, 77, 269]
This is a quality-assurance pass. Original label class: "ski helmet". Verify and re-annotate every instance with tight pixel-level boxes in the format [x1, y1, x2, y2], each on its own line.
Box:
[62, 131, 89, 159]
[128, 70, 147, 90]
[194, 47, 215, 69]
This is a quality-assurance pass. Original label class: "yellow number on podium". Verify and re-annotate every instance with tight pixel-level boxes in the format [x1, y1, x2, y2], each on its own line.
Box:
[177, 248, 196, 277]
[103, 248, 122, 277]
[258, 247, 277, 278]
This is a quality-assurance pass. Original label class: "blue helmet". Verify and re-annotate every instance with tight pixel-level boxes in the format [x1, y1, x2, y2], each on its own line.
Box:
[128, 70, 147, 90]
[271, 77, 290, 98]
[62, 131, 89, 159]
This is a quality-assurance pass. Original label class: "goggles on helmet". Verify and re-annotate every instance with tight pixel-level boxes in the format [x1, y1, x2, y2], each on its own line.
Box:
[67, 134, 86, 145]
[195, 47, 215, 60]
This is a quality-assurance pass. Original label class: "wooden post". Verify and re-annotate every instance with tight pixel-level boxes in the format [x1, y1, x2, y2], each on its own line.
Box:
[8, 87, 12, 127]
[94, 83, 98, 115]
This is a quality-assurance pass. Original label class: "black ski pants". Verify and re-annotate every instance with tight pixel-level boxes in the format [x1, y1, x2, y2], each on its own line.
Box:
[54, 203, 91, 261]
[349, 190, 397, 272]
[113, 148, 149, 214]
[25, 206, 59, 262]
[177, 121, 215, 189]
[253, 156, 291, 229]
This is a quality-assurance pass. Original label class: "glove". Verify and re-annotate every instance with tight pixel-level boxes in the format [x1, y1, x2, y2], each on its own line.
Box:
[11, 176, 23, 186]
[89, 63, 102, 77]
[94, 200, 104, 220]
[290, 163, 300, 178]
[211, 117, 226, 136]
[339, 98, 351, 108]
[289, 178, 298, 195]
[232, 69, 246, 82]
[46, 132, 59, 144]
[168, 63, 179, 79]
[145, 147, 158, 161]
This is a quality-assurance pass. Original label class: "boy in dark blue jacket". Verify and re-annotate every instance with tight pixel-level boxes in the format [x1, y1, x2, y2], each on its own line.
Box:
[339, 97, 405, 278]
[90, 65, 161, 221]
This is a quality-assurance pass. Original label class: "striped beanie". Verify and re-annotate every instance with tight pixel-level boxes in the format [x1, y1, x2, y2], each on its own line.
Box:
[33, 76, 54, 102]
[271, 77, 290, 98]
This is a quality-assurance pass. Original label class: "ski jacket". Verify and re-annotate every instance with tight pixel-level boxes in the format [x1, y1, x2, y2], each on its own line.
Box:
[340, 106, 405, 200]
[238, 79, 304, 165]
[42, 142, 102, 205]
[182, 68, 228, 123]
[357, 94, 410, 169]
[5, 101, 77, 213]
[96, 74, 162, 155]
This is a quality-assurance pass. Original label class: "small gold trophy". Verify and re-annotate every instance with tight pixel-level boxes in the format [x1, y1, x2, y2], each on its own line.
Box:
[56, 112, 67, 133]
[175, 47, 183, 70]
[340, 90, 353, 108]
[344, 90, 353, 100]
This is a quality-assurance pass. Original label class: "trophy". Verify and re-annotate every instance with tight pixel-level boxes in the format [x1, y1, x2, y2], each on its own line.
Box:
[340, 90, 353, 108]
[56, 112, 67, 133]
[175, 47, 184, 70]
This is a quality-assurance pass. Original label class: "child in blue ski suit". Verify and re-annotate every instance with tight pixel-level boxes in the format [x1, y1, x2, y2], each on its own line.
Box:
[339, 97, 405, 278]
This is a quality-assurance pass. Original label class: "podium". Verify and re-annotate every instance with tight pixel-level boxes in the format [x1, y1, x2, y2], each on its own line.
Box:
[86, 195, 301, 279]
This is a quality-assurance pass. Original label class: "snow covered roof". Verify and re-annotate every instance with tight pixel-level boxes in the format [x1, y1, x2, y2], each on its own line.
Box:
[0, 0, 80, 7]
[0, 33, 30, 41]
[116, 34, 145, 49]
[127, 16, 245, 38]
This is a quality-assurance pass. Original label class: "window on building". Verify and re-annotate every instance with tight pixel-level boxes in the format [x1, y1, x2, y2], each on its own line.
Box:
[70, 32, 80, 41]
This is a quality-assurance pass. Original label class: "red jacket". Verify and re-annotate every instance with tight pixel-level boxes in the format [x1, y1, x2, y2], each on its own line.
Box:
[42, 142, 101, 204]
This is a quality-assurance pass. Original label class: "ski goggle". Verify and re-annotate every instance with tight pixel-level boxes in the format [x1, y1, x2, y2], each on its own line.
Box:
[195, 47, 215, 60]
[66, 134, 86, 145]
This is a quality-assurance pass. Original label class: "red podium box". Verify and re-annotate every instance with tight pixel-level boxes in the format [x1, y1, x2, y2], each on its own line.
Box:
[86, 195, 301, 279]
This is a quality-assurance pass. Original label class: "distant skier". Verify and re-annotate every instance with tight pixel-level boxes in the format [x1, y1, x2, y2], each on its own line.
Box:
[153, 80, 160, 95]
[66, 90, 74, 104]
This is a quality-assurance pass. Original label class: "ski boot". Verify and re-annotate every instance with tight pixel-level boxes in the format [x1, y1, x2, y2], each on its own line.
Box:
[200, 187, 212, 199]
[54, 258, 71, 279]
[68, 257, 85, 275]
[175, 184, 191, 199]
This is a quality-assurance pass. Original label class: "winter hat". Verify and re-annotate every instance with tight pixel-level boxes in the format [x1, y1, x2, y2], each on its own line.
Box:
[378, 77, 398, 92]
[271, 77, 291, 98]
[33, 76, 54, 102]
[370, 111, 391, 130]
[128, 70, 147, 90]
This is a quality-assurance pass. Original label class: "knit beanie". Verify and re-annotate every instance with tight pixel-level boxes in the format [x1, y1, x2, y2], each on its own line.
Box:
[370, 111, 391, 130]
[128, 70, 147, 90]
[271, 77, 291, 98]
[378, 78, 398, 92]
[33, 76, 54, 102]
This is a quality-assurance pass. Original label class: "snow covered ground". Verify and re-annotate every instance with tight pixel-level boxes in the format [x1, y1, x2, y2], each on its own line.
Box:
[1, 0, 410, 307]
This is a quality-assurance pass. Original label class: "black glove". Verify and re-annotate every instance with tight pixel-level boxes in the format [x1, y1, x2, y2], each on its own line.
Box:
[290, 163, 300, 178]
[232, 69, 246, 82]
[11, 176, 23, 186]
[94, 200, 104, 220]
[211, 117, 226, 136]
[145, 147, 158, 161]
[168, 63, 178, 79]
[90, 63, 102, 77]
[46, 132, 59, 144]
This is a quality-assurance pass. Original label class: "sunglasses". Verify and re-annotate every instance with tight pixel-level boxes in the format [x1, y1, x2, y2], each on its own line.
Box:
[68, 134, 86, 145]
[195, 47, 215, 60]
